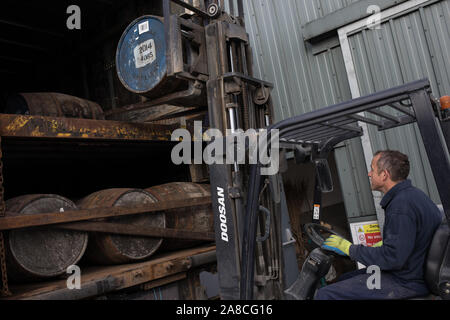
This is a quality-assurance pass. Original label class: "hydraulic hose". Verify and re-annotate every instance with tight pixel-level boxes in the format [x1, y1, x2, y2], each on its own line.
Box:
[240, 163, 263, 300]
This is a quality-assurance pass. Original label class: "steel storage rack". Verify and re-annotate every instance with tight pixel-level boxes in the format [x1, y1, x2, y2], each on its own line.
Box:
[0, 113, 216, 300]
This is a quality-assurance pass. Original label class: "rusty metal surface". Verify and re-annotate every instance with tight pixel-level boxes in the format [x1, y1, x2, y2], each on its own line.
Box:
[0, 114, 177, 141]
[1, 245, 216, 300]
[0, 196, 212, 231]
[5, 93, 105, 120]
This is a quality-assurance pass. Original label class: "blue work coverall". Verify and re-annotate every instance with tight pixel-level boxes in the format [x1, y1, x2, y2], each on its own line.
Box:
[315, 180, 443, 300]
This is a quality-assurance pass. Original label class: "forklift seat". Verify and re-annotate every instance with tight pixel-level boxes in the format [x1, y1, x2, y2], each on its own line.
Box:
[424, 216, 449, 297]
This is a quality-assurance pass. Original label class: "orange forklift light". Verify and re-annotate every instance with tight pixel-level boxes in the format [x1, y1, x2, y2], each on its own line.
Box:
[440, 96, 450, 110]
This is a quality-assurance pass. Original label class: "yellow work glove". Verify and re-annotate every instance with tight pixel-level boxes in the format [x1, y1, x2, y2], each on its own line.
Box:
[372, 241, 383, 248]
[322, 235, 352, 256]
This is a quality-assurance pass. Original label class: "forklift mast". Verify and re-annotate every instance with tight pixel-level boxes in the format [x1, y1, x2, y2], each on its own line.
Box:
[162, 0, 299, 300]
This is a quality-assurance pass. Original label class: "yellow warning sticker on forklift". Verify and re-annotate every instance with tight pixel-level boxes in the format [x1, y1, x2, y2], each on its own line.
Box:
[350, 220, 382, 247]
[350, 220, 383, 269]
[363, 224, 380, 234]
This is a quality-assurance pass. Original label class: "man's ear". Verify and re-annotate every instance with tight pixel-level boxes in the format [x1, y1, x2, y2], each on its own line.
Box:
[383, 169, 391, 181]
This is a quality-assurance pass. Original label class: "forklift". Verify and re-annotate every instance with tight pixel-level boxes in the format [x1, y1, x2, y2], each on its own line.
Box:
[192, 1, 450, 300]
[119, 0, 450, 300]
[258, 81, 450, 301]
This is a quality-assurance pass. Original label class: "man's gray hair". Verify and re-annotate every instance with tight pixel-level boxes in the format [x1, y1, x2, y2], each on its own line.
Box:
[374, 150, 410, 182]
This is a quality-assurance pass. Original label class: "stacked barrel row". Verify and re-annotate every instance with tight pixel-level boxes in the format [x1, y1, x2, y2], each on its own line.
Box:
[4, 183, 213, 282]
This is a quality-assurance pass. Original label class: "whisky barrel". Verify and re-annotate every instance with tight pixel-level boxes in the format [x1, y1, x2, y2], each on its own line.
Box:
[5, 195, 88, 282]
[77, 189, 165, 265]
[145, 182, 213, 251]
[116, 15, 185, 99]
[4, 92, 105, 119]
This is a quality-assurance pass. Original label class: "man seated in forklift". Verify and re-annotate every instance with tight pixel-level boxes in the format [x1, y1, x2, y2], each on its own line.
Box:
[315, 150, 443, 300]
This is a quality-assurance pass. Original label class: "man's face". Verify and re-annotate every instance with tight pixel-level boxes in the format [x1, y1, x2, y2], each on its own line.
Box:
[368, 155, 387, 192]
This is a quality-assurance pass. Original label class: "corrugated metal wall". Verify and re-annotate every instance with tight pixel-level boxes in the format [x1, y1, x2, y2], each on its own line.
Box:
[345, 0, 449, 206]
[222, 0, 449, 223]
[224, 0, 366, 120]
[239, 0, 354, 120]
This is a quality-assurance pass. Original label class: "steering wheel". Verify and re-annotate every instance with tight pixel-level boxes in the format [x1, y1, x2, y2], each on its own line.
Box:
[303, 223, 348, 248]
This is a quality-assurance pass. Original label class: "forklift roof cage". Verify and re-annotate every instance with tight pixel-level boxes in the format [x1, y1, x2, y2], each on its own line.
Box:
[242, 78, 450, 299]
